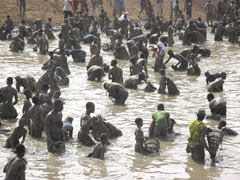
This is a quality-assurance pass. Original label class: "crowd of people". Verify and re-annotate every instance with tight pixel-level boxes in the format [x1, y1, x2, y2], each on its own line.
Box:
[0, 0, 240, 179]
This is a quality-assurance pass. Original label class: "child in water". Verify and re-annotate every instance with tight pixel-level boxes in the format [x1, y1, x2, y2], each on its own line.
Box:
[87, 133, 108, 160]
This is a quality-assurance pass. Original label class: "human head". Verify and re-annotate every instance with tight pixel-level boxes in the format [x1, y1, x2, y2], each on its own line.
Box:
[220, 72, 227, 79]
[21, 20, 25, 25]
[48, 17, 52, 22]
[86, 102, 95, 113]
[124, 14, 127, 19]
[6, 77, 13, 85]
[103, 83, 109, 90]
[196, 109, 206, 121]
[49, 51, 54, 58]
[7, 15, 10, 19]
[218, 120, 226, 130]
[58, 34, 62, 39]
[157, 104, 164, 111]
[168, 50, 174, 57]
[65, 116, 73, 124]
[198, 17, 202, 21]
[135, 118, 143, 128]
[160, 69, 166, 76]
[193, 45, 200, 53]
[14, 144, 25, 158]
[207, 93, 214, 102]
[42, 84, 49, 92]
[111, 60, 117, 66]
[205, 71, 210, 77]
[54, 99, 64, 112]
[24, 89, 32, 99]
[103, 63, 110, 72]
[130, 57, 137, 64]
[100, 133, 108, 145]
[32, 96, 39, 105]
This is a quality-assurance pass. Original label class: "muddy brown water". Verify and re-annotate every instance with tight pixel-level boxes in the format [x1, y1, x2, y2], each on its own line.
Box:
[0, 30, 240, 180]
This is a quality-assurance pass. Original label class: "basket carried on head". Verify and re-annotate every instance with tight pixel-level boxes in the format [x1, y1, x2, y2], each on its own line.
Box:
[144, 138, 160, 153]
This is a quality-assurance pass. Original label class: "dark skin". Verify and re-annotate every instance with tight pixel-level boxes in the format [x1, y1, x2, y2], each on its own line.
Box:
[88, 134, 107, 160]
[3, 147, 26, 180]
[4, 120, 26, 150]
[45, 100, 65, 152]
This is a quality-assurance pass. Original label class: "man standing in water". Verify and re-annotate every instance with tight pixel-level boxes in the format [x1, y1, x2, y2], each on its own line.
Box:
[187, 110, 214, 161]
[0, 77, 18, 119]
[108, 60, 123, 84]
[45, 99, 65, 153]
[3, 144, 27, 180]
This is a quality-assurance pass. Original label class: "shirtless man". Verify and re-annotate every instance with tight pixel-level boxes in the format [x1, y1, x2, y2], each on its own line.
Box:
[103, 82, 128, 105]
[166, 77, 180, 96]
[29, 96, 44, 138]
[59, 50, 71, 75]
[129, 57, 141, 76]
[87, 65, 104, 81]
[21, 89, 32, 129]
[37, 30, 49, 55]
[45, 99, 65, 153]
[108, 60, 123, 84]
[208, 72, 226, 92]
[137, 54, 148, 77]
[4, 119, 26, 150]
[87, 133, 107, 160]
[78, 102, 96, 146]
[3, 144, 27, 180]
[207, 93, 226, 116]
[218, 120, 238, 136]
[0, 77, 18, 119]
[87, 50, 103, 69]
[66, 49, 87, 63]
[158, 69, 167, 94]
[41, 94, 53, 120]
[54, 66, 69, 86]
[187, 58, 201, 76]
[124, 73, 147, 90]
[164, 50, 189, 72]
[44, 17, 55, 40]
[15, 75, 36, 93]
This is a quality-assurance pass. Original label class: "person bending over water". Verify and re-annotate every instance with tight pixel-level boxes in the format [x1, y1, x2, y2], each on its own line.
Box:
[218, 120, 238, 136]
[103, 82, 128, 105]
[164, 50, 188, 72]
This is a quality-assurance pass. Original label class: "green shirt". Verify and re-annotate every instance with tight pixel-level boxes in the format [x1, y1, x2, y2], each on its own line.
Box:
[152, 110, 169, 126]
[189, 120, 206, 146]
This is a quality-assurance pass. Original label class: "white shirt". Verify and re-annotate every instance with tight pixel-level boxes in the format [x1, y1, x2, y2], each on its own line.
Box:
[63, 0, 72, 11]
[172, 0, 176, 8]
